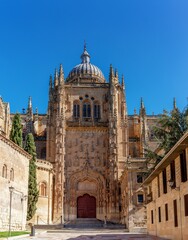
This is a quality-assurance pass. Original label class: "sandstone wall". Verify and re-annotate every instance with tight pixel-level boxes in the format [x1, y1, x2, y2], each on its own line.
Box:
[0, 134, 30, 231]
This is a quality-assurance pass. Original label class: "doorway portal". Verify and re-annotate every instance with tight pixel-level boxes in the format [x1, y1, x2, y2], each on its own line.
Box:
[77, 194, 96, 218]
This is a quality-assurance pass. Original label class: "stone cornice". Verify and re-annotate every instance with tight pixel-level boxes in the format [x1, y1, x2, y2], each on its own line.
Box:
[0, 133, 32, 159]
[36, 159, 53, 172]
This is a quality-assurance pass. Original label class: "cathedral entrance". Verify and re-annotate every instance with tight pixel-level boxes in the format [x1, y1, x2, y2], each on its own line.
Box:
[77, 194, 96, 218]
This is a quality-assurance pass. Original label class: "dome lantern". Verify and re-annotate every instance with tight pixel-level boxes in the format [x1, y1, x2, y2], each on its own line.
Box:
[81, 42, 90, 64]
[66, 44, 105, 83]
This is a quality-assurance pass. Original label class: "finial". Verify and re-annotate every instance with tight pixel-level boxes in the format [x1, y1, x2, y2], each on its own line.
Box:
[110, 64, 114, 77]
[27, 96, 33, 117]
[59, 64, 64, 84]
[35, 107, 38, 114]
[115, 69, 118, 78]
[49, 75, 53, 88]
[84, 40, 87, 51]
[173, 97, 177, 110]
[81, 42, 90, 63]
[140, 97, 144, 109]
[28, 96, 32, 109]
[134, 108, 137, 115]
[54, 69, 58, 86]
[140, 97, 146, 115]
[122, 75, 125, 89]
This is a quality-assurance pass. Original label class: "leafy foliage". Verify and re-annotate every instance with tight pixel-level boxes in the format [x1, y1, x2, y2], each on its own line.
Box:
[24, 133, 39, 221]
[10, 113, 22, 147]
[153, 108, 188, 153]
[145, 107, 188, 167]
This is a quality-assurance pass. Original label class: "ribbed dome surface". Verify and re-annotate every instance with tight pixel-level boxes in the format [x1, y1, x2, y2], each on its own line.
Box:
[66, 45, 105, 83]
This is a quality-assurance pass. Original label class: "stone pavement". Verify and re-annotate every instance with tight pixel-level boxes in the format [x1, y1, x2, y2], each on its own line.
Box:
[14, 229, 168, 240]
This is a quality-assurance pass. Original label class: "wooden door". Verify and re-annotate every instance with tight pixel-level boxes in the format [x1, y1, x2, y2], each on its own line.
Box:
[77, 194, 96, 218]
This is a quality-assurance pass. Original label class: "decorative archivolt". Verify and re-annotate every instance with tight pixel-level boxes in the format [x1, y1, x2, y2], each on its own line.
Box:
[69, 166, 105, 192]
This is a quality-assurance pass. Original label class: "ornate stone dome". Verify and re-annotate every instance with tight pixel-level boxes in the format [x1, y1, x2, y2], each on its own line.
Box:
[66, 45, 105, 83]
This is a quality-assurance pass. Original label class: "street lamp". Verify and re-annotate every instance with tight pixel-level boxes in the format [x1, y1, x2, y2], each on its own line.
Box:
[9, 186, 14, 237]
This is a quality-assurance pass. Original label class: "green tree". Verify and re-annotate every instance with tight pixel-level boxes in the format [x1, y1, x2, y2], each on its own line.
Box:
[153, 108, 188, 153]
[24, 133, 39, 221]
[145, 106, 188, 165]
[10, 113, 23, 147]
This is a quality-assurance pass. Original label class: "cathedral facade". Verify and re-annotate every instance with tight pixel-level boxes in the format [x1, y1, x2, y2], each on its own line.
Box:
[1, 45, 159, 231]
[47, 45, 128, 223]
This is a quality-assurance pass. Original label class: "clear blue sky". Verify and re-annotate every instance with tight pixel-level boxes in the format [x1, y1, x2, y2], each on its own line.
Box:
[0, 0, 188, 114]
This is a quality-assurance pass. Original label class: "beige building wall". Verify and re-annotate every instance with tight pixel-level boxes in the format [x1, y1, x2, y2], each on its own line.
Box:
[29, 159, 53, 225]
[0, 134, 31, 231]
[144, 132, 188, 240]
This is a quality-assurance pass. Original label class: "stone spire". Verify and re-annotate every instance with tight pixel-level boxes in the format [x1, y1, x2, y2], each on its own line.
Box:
[140, 97, 146, 115]
[109, 64, 114, 81]
[26, 96, 33, 133]
[49, 75, 53, 88]
[115, 69, 118, 79]
[27, 96, 33, 117]
[141, 97, 144, 109]
[121, 75, 125, 90]
[59, 64, 64, 85]
[54, 69, 58, 86]
[173, 97, 177, 110]
[109, 65, 118, 84]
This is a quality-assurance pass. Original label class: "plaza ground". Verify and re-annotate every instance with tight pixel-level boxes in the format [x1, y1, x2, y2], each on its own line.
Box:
[8, 229, 169, 240]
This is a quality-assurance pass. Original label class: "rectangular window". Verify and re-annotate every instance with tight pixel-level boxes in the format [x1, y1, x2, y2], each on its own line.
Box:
[165, 203, 168, 221]
[170, 160, 176, 188]
[173, 199, 178, 227]
[180, 150, 187, 182]
[137, 194, 144, 203]
[151, 210, 154, 224]
[158, 207, 161, 222]
[137, 174, 143, 183]
[162, 169, 167, 194]
[157, 175, 160, 197]
[184, 194, 188, 216]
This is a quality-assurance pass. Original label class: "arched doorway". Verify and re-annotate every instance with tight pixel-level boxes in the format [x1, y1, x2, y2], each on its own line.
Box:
[77, 194, 96, 218]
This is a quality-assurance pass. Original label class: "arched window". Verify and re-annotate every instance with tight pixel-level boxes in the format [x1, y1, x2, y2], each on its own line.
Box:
[73, 102, 80, 118]
[83, 102, 91, 118]
[94, 102, 100, 119]
[10, 168, 14, 181]
[2, 164, 7, 178]
[39, 181, 47, 197]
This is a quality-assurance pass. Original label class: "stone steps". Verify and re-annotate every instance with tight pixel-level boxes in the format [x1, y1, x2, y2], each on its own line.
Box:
[34, 218, 127, 230]
[64, 218, 126, 229]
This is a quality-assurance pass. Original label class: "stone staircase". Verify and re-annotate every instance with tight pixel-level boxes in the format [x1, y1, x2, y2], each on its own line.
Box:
[64, 218, 126, 229]
[34, 218, 126, 230]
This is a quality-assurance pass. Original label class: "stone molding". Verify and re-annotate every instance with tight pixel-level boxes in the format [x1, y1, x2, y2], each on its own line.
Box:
[36, 159, 53, 172]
